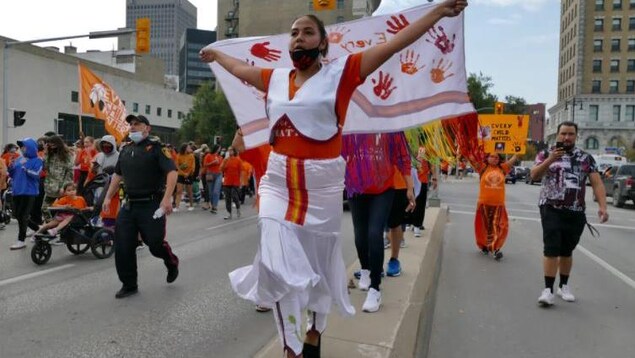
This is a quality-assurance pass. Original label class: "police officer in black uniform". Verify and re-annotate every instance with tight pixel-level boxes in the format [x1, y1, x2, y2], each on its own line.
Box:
[102, 114, 179, 299]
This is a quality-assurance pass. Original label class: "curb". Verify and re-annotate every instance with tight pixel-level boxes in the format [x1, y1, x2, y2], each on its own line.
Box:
[255, 205, 449, 358]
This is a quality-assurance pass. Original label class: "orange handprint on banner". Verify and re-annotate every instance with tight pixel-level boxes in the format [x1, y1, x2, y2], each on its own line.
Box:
[250, 42, 281, 62]
[425, 26, 456, 54]
[430, 59, 455, 84]
[371, 71, 397, 100]
[399, 49, 425, 75]
[386, 14, 410, 35]
[328, 26, 350, 44]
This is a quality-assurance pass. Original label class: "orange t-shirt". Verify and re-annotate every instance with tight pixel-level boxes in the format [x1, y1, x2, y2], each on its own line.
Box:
[78, 148, 97, 172]
[477, 163, 511, 206]
[240, 161, 253, 186]
[203, 153, 222, 174]
[417, 160, 431, 184]
[222, 156, 242, 187]
[2, 152, 19, 167]
[261, 53, 365, 159]
[52, 195, 87, 209]
[176, 153, 195, 177]
[393, 167, 407, 190]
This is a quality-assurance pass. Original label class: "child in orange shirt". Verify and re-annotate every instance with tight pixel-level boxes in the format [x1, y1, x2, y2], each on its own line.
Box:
[37, 183, 89, 236]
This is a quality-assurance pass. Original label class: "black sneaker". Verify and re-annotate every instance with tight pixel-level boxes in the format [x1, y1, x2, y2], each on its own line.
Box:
[167, 265, 179, 283]
[115, 286, 138, 299]
[494, 251, 503, 261]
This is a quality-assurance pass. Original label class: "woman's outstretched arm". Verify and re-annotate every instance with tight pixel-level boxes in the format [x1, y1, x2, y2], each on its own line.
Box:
[199, 48, 266, 92]
[360, 0, 467, 78]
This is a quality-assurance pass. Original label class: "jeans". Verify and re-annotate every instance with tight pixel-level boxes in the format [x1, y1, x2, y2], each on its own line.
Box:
[206, 173, 222, 208]
[349, 189, 395, 290]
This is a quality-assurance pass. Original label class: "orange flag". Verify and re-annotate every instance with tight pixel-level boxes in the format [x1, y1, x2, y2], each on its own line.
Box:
[79, 64, 129, 142]
[313, 0, 335, 11]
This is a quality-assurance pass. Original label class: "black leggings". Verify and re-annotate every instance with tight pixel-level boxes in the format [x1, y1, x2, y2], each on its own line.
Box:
[13, 195, 35, 241]
[224, 186, 240, 213]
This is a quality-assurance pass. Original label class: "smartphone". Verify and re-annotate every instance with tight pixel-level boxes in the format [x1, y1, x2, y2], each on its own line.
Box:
[555, 142, 565, 149]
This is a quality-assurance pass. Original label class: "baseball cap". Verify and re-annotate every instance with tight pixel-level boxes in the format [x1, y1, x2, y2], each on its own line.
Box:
[125, 114, 150, 125]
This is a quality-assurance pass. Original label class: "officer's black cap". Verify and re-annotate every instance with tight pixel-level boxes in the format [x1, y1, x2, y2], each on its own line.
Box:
[125, 114, 150, 125]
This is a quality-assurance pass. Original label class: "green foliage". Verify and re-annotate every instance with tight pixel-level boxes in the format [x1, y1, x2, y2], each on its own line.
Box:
[467, 72, 498, 113]
[624, 148, 635, 162]
[520, 142, 538, 161]
[178, 81, 237, 148]
[504, 95, 528, 115]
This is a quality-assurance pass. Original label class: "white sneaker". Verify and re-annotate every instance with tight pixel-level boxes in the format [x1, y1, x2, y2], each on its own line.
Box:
[50, 238, 64, 246]
[556, 285, 576, 302]
[172, 208, 179, 213]
[187, 206, 194, 211]
[414, 227, 422, 237]
[362, 288, 382, 313]
[26, 228, 36, 237]
[358, 269, 371, 291]
[10, 240, 26, 250]
[400, 238, 407, 248]
[538, 288, 555, 307]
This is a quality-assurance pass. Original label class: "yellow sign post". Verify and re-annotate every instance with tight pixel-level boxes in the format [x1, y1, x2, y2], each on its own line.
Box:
[478, 114, 530, 154]
[136, 18, 151, 54]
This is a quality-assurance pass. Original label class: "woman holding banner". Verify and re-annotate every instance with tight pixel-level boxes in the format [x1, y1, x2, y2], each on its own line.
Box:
[200, 1, 467, 356]
[472, 153, 517, 260]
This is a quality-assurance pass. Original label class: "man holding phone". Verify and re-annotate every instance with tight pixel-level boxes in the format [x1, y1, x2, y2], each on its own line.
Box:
[529, 121, 608, 306]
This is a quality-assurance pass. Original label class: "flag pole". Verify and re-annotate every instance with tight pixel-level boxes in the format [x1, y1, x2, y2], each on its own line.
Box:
[77, 62, 84, 138]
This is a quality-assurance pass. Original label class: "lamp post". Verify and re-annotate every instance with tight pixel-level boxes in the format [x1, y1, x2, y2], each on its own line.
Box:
[565, 98, 583, 123]
[2, 29, 134, 144]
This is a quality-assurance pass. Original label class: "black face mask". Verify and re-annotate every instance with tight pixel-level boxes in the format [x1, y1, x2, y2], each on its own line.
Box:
[290, 47, 321, 70]
[37, 143, 44, 151]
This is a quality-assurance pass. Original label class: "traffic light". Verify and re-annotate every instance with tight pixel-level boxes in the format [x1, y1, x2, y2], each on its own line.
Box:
[494, 102, 504, 115]
[136, 18, 151, 54]
[13, 110, 26, 127]
[313, 0, 335, 10]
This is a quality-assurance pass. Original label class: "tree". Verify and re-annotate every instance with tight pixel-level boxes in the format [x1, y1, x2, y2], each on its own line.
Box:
[504, 95, 528, 115]
[520, 142, 538, 161]
[179, 82, 237, 148]
[467, 72, 498, 113]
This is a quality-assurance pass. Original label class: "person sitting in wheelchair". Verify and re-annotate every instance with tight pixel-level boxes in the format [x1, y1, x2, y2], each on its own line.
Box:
[36, 182, 91, 237]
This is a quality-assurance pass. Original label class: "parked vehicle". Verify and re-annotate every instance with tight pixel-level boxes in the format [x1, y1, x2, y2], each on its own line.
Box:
[505, 170, 516, 184]
[525, 172, 540, 185]
[598, 164, 635, 208]
[593, 154, 627, 173]
[513, 166, 530, 180]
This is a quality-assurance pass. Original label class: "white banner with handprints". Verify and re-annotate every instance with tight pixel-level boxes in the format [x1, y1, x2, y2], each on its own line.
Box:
[205, 2, 474, 149]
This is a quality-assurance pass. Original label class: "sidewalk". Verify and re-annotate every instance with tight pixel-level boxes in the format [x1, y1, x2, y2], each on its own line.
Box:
[255, 206, 449, 358]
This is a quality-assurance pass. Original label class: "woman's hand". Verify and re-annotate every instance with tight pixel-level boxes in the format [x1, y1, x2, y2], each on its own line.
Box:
[437, 0, 468, 18]
[199, 48, 216, 63]
[232, 129, 246, 153]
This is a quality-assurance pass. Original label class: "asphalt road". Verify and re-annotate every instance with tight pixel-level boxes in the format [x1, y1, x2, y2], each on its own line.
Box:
[0, 199, 357, 358]
[428, 176, 635, 358]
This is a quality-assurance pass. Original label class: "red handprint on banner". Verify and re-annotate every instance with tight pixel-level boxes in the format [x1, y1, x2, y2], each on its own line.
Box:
[371, 71, 397, 100]
[399, 49, 425, 75]
[328, 26, 350, 44]
[250, 42, 281, 62]
[430, 59, 454, 84]
[386, 14, 410, 35]
[425, 26, 456, 55]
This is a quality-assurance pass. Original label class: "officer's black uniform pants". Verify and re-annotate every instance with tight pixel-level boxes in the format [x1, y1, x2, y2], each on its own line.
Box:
[115, 199, 179, 288]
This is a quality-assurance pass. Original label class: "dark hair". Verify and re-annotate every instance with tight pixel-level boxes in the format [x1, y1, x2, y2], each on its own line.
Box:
[178, 143, 189, 155]
[212, 144, 221, 153]
[46, 135, 71, 163]
[63, 182, 76, 192]
[294, 14, 329, 57]
[557, 121, 578, 134]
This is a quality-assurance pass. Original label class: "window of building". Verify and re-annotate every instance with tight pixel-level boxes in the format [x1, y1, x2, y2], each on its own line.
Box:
[611, 59, 620, 72]
[631, 0, 635, 8]
[596, 0, 605, 10]
[626, 105, 635, 121]
[593, 59, 602, 72]
[590, 105, 600, 121]
[337, 0, 344, 10]
[585, 137, 599, 150]
[133, 102, 139, 112]
[628, 59, 635, 71]
[610, 80, 619, 93]
[145, 105, 151, 115]
[71, 91, 78, 103]
[178, 111, 184, 119]
[168, 109, 172, 118]
[609, 136, 621, 146]
[595, 18, 604, 31]
[627, 79, 635, 93]
[613, 105, 621, 121]
[308, 1, 312, 11]
[594, 39, 603, 52]
[629, 38, 635, 51]
[629, 17, 635, 29]
[612, 18, 622, 31]
[592, 80, 602, 93]
[613, 0, 622, 9]
[612, 38, 621, 51]
[157, 107, 162, 117]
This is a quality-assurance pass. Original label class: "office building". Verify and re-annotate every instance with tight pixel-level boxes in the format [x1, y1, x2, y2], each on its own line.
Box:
[179, 29, 217, 95]
[126, 0, 197, 75]
[547, 0, 635, 154]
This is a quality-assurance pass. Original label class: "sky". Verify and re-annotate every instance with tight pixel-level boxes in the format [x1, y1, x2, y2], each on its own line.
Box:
[0, 0, 560, 108]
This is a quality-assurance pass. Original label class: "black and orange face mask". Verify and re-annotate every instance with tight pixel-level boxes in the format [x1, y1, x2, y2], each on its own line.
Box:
[289, 47, 321, 70]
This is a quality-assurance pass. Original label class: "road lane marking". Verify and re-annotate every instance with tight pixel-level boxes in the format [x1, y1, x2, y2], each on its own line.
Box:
[205, 215, 257, 231]
[450, 210, 635, 231]
[0, 264, 75, 288]
[451, 210, 635, 290]
[576, 246, 635, 290]
[446, 202, 540, 214]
